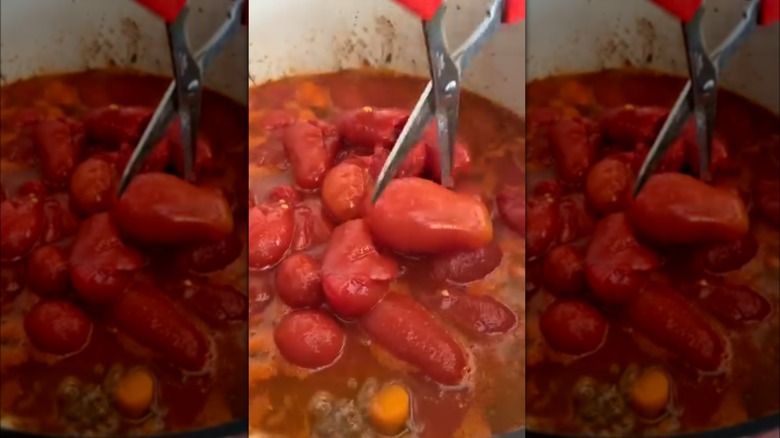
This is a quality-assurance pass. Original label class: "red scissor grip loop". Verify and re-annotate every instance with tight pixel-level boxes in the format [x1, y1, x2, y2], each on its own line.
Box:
[503, 0, 524, 23]
[134, 0, 187, 22]
[760, 0, 780, 25]
[651, 0, 703, 22]
[393, 0, 443, 21]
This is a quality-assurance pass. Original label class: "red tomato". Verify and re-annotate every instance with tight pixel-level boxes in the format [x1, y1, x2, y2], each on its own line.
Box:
[585, 213, 659, 303]
[539, 300, 608, 355]
[167, 119, 216, 175]
[754, 178, 780, 228]
[291, 198, 333, 251]
[496, 184, 525, 235]
[366, 178, 493, 254]
[273, 310, 345, 369]
[336, 107, 408, 149]
[429, 241, 503, 284]
[693, 233, 758, 273]
[321, 219, 398, 317]
[628, 287, 728, 372]
[542, 245, 586, 297]
[175, 279, 248, 326]
[422, 124, 472, 182]
[368, 143, 427, 180]
[84, 106, 152, 147]
[275, 253, 323, 308]
[249, 272, 273, 317]
[526, 192, 561, 259]
[69, 157, 117, 215]
[113, 172, 234, 245]
[121, 138, 172, 173]
[27, 245, 70, 297]
[31, 118, 85, 186]
[0, 195, 45, 262]
[181, 232, 243, 273]
[585, 157, 631, 215]
[600, 106, 667, 148]
[629, 173, 749, 244]
[41, 194, 79, 244]
[1, 263, 26, 306]
[282, 120, 338, 189]
[321, 162, 370, 223]
[269, 185, 299, 204]
[557, 193, 595, 244]
[248, 200, 294, 269]
[682, 120, 729, 176]
[24, 300, 92, 355]
[549, 118, 599, 185]
[361, 293, 468, 385]
[70, 213, 145, 303]
[621, 139, 686, 174]
[17, 180, 47, 198]
[113, 285, 210, 371]
[692, 280, 771, 327]
[418, 290, 516, 337]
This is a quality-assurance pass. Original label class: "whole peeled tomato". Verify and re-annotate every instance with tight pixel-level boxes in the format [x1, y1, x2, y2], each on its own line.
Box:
[248, 200, 294, 270]
[366, 177, 492, 254]
[24, 300, 93, 356]
[274, 310, 345, 369]
[539, 300, 608, 356]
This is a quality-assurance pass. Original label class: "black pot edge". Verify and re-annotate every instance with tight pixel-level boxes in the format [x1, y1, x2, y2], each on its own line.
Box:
[0, 419, 247, 438]
[497, 413, 780, 438]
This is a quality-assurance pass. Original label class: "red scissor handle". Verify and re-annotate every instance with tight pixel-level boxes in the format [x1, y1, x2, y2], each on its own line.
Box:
[651, 0, 702, 22]
[134, 0, 187, 22]
[503, 0, 525, 23]
[760, 0, 780, 25]
[393, 0, 442, 21]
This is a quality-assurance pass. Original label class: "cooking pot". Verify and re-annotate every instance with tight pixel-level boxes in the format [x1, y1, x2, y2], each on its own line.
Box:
[0, 0, 247, 436]
[247, 1, 525, 437]
[525, 0, 779, 437]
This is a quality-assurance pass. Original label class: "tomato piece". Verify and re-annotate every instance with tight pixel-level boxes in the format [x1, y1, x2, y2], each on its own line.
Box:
[539, 300, 608, 355]
[557, 193, 595, 244]
[321, 162, 370, 223]
[41, 194, 79, 244]
[429, 241, 503, 284]
[69, 157, 117, 215]
[585, 213, 659, 303]
[269, 185, 299, 204]
[496, 184, 525, 234]
[113, 172, 234, 245]
[628, 287, 728, 372]
[629, 173, 749, 244]
[688, 279, 771, 327]
[337, 107, 408, 149]
[275, 253, 323, 308]
[180, 231, 243, 273]
[24, 300, 92, 355]
[368, 143, 427, 180]
[693, 233, 758, 273]
[17, 180, 47, 199]
[754, 178, 780, 228]
[585, 157, 631, 215]
[282, 120, 338, 189]
[0, 195, 45, 262]
[174, 278, 247, 326]
[167, 119, 216, 175]
[273, 310, 345, 369]
[682, 120, 729, 176]
[31, 118, 85, 186]
[122, 138, 172, 173]
[422, 124, 472, 182]
[418, 290, 516, 337]
[84, 106, 152, 147]
[366, 178, 493, 254]
[70, 213, 145, 303]
[291, 198, 333, 251]
[600, 106, 667, 148]
[27, 245, 70, 297]
[549, 118, 599, 185]
[249, 272, 273, 317]
[361, 293, 468, 385]
[0, 263, 25, 306]
[248, 200, 294, 269]
[112, 285, 210, 371]
[542, 244, 586, 297]
[321, 219, 398, 317]
[526, 192, 561, 259]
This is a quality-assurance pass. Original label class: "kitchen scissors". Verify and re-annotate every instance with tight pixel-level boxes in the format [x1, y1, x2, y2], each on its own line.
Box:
[371, 0, 524, 203]
[634, 0, 779, 196]
[118, 0, 246, 196]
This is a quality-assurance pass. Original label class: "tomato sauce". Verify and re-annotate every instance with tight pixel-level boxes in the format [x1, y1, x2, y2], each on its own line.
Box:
[0, 70, 248, 435]
[248, 70, 524, 437]
[525, 70, 779, 435]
